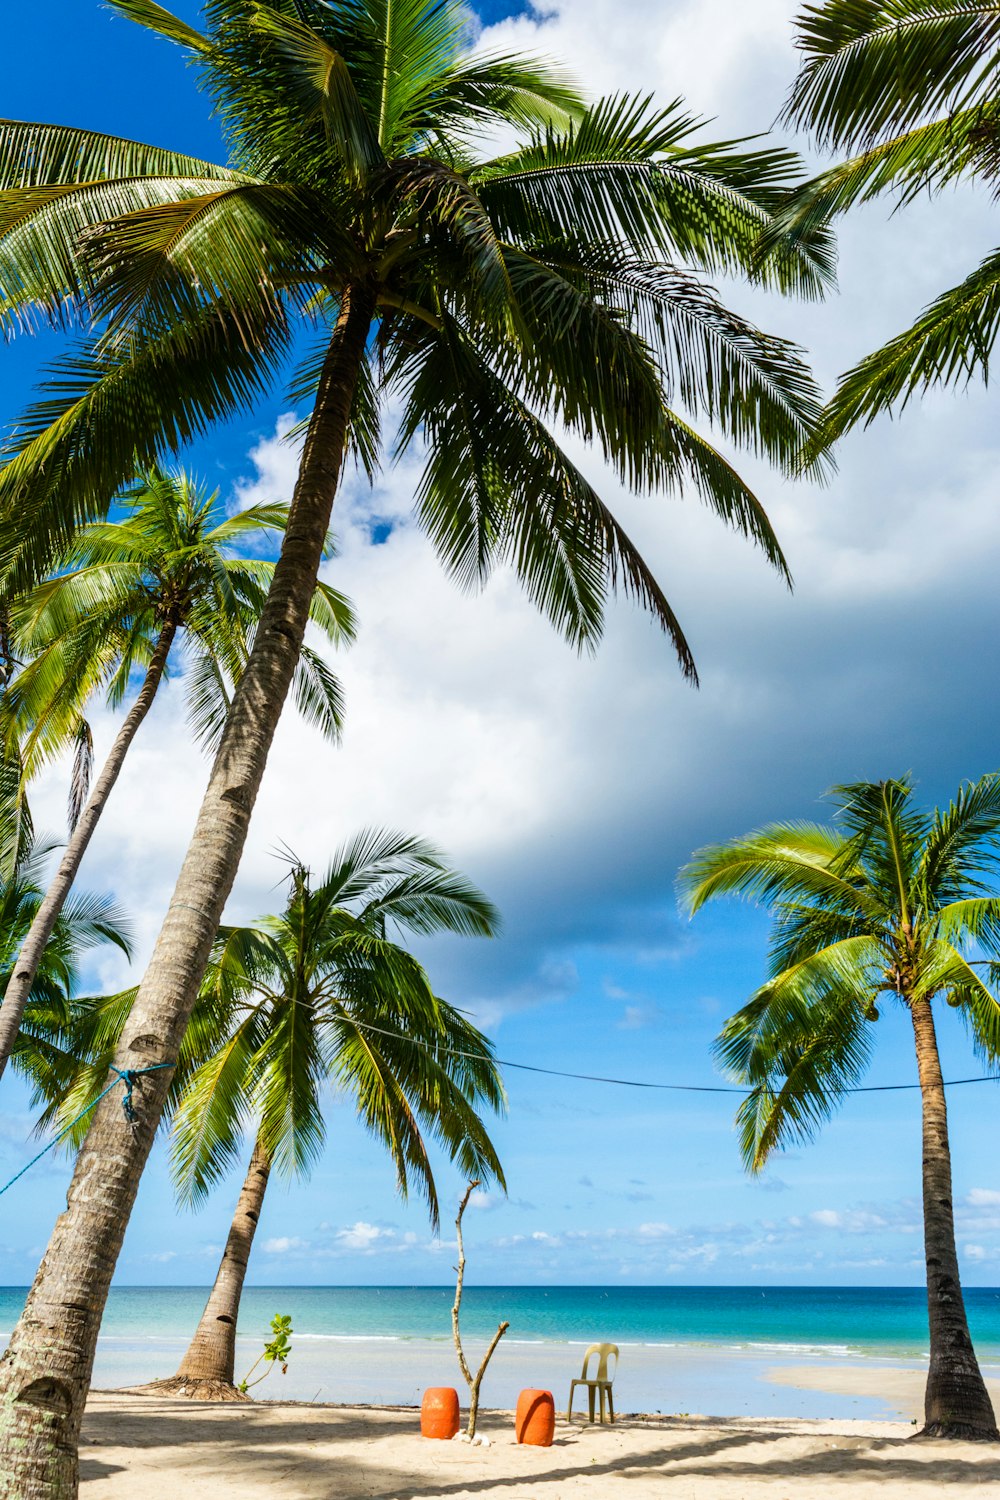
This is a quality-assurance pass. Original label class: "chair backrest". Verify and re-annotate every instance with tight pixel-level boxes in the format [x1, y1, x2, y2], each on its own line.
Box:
[580, 1342, 618, 1383]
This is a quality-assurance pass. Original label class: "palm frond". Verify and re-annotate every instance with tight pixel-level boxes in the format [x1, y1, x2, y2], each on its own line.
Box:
[679, 823, 877, 916]
[251, 5, 384, 181]
[108, 0, 214, 54]
[807, 245, 1000, 453]
[395, 312, 699, 667]
[84, 182, 334, 341]
[519, 245, 825, 474]
[407, 53, 582, 138]
[291, 644, 346, 743]
[725, 982, 876, 1170]
[0, 302, 291, 590]
[474, 95, 835, 296]
[785, 1, 1000, 147]
[759, 105, 1000, 270]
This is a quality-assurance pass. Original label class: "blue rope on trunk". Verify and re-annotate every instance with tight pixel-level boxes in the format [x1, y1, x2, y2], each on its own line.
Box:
[0, 1062, 172, 1200]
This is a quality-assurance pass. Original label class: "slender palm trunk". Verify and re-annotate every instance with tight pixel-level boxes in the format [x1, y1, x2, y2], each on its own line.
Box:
[0, 623, 177, 1080]
[0, 283, 376, 1500]
[174, 1136, 271, 1391]
[910, 994, 998, 1439]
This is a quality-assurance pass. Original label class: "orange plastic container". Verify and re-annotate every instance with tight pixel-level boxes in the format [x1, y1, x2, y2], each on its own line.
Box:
[420, 1387, 460, 1439]
[515, 1388, 555, 1446]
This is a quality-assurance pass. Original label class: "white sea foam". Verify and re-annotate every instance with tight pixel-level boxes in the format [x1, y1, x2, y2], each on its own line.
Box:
[746, 1341, 854, 1357]
[292, 1334, 402, 1342]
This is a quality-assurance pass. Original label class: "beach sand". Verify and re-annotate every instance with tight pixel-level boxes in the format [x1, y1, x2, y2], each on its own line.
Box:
[80, 1391, 1000, 1498]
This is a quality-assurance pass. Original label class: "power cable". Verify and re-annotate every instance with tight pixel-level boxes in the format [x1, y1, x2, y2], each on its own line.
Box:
[350, 1020, 1000, 1096]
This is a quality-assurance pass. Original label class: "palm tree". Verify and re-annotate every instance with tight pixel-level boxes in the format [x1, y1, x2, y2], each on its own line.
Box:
[0, 465, 354, 1080]
[0, 4, 832, 1490]
[161, 832, 503, 1396]
[51, 832, 503, 1398]
[765, 0, 1000, 452]
[679, 775, 1000, 1441]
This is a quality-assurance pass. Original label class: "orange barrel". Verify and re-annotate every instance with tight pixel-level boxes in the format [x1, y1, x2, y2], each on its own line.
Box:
[421, 1387, 460, 1439]
[515, 1388, 555, 1446]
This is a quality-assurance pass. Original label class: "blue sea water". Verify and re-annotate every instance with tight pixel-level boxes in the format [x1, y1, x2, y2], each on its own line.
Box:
[2, 1286, 998, 1416]
[3, 1283, 1000, 1358]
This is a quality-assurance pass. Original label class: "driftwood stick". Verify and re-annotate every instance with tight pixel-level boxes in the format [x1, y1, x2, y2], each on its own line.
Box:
[452, 1179, 509, 1438]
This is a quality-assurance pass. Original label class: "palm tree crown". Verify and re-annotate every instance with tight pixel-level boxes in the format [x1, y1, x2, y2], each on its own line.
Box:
[6, 464, 356, 793]
[171, 831, 505, 1215]
[681, 775, 1000, 1165]
[0, 0, 832, 672]
[680, 774, 1000, 1439]
[771, 1, 1000, 451]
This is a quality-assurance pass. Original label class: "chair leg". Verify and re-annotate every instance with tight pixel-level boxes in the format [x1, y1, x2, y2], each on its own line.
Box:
[588, 1386, 595, 1423]
[608, 1387, 615, 1425]
[567, 1383, 575, 1423]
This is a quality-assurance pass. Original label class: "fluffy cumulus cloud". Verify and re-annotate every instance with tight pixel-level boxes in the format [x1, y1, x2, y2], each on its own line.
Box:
[333, 1222, 396, 1253]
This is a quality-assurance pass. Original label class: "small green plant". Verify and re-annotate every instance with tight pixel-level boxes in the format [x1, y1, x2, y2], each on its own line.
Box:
[238, 1314, 293, 1395]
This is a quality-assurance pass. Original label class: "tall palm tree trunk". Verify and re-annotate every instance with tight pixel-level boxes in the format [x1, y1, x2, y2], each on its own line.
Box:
[0, 624, 177, 1082]
[172, 1137, 271, 1393]
[909, 994, 998, 1439]
[0, 283, 376, 1500]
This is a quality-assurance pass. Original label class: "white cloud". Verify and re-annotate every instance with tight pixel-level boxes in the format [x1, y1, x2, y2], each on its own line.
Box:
[334, 1222, 396, 1252]
[966, 1189, 1000, 1207]
[636, 1222, 676, 1241]
[263, 1236, 308, 1255]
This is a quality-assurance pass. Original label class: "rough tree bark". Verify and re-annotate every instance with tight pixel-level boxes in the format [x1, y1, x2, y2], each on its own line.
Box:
[452, 1180, 508, 1439]
[0, 622, 177, 1079]
[910, 994, 999, 1440]
[157, 1136, 272, 1399]
[0, 283, 376, 1500]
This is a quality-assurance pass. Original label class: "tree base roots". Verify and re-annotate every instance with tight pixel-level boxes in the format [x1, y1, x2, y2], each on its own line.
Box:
[133, 1376, 250, 1402]
[914, 1420, 1000, 1442]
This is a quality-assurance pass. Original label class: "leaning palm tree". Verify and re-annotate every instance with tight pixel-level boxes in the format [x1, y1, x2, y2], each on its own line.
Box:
[0, 3, 832, 1490]
[0, 465, 354, 1080]
[160, 833, 503, 1397]
[680, 775, 1000, 1441]
[766, 0, 1000, 451]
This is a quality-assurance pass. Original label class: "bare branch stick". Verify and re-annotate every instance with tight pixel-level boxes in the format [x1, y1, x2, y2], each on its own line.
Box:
[451, 1179, 508, 1438]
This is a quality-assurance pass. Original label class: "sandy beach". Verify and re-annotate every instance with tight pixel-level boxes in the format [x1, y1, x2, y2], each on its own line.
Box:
[81, 1388, 1000, 1499]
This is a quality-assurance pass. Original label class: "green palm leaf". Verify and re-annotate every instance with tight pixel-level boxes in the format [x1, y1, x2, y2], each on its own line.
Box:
[807, 247, 1000, 451]
[108, 0, 214, 54]
[785, 1, 1000, 146]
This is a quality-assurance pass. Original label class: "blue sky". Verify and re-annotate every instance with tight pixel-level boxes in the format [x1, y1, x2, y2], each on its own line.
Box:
[2, 0, 1000, 1290]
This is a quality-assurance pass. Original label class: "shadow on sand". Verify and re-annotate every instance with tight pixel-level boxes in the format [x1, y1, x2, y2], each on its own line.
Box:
[79, 1402, 1000, 1496]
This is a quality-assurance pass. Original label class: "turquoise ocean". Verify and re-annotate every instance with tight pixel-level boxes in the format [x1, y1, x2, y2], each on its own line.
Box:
[3, 1285, 999, 1418]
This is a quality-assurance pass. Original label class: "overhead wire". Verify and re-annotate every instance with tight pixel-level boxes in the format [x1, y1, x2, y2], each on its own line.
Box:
[350, 1019, 1000, 1096]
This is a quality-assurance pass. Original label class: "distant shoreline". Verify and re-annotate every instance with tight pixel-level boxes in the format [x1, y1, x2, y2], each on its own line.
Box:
[81, 1333, 1000, 1422]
